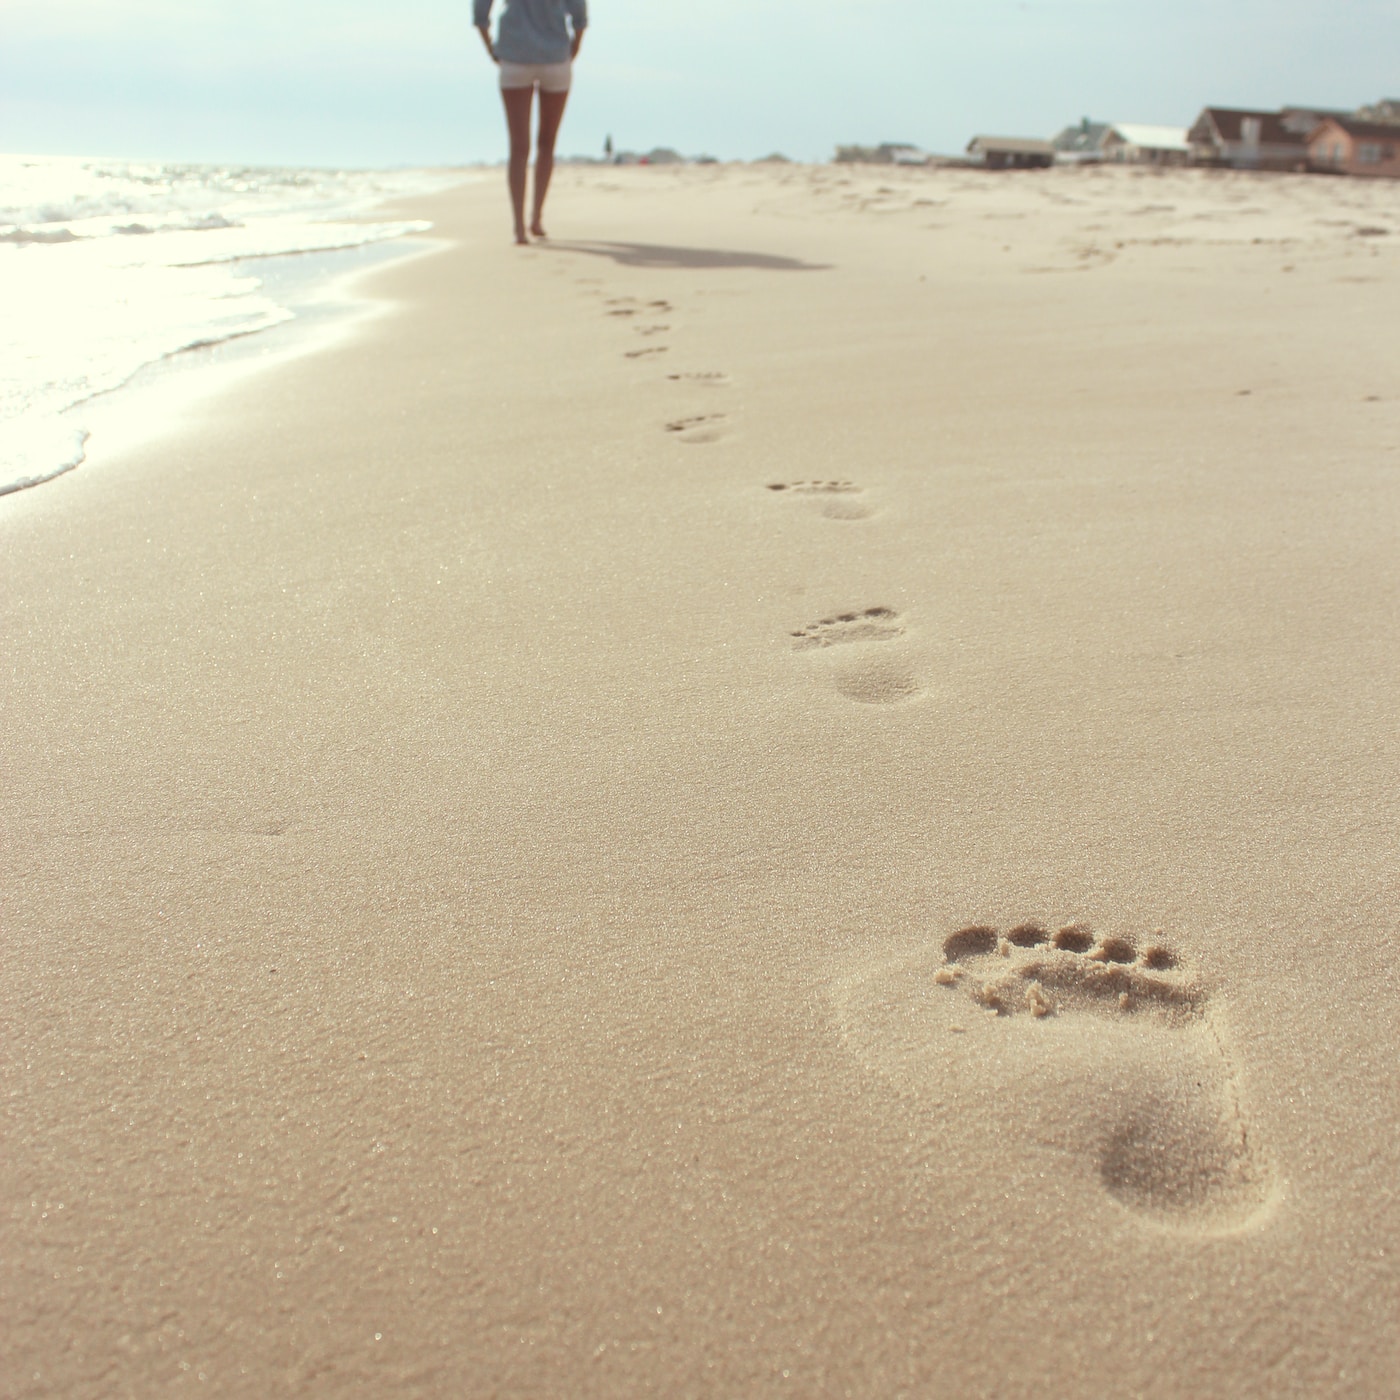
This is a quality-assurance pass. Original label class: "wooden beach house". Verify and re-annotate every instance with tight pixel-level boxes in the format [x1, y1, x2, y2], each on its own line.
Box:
[966, 136, 1055, 170]
[1187, 108, 1310, 170]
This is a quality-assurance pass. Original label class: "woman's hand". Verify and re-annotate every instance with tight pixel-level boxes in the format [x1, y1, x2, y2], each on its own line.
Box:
[476, 24, 498, 63]
[570, 31, 584, 59]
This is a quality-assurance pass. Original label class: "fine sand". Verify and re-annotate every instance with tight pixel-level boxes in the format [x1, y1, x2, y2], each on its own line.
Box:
[3, 161, 1399, 1396]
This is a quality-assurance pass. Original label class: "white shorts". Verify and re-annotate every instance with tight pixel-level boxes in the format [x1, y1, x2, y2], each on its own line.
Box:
[499, 60, 572, 93]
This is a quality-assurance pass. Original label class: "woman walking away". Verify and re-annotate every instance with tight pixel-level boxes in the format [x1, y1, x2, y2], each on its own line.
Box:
[474, 0, 588, 245]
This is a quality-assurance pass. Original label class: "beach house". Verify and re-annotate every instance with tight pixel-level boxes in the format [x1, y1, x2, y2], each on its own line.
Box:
[1278, 106, 1352, 137]
[1101, 124, 1191, 166]
[1187, 108, 1310, 170]
[966, 136, 1055, 170]
[1051, 118, 1113, 163]
[834, 143, 930, 165]
[1307, 116, 1400, 178]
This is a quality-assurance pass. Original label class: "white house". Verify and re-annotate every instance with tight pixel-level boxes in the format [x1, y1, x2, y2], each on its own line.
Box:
[1101, 124, 1191, 166]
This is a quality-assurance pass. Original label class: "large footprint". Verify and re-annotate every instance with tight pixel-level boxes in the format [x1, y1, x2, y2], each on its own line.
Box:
[834, 920, 1277, 1232]
[789, 608, 924, 705]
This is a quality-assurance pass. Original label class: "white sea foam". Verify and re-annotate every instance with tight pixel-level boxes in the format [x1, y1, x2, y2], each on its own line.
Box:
[0, 155, 463, 496]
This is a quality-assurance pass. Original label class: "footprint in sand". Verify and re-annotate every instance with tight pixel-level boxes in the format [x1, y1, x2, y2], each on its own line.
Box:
[834, 920, 1276, 1232]
[606, 297, 673, 318]
[666, 414, 727, 445]
[601, 297, 674, 338]
[789, 608, 924, 705]
[667, 371, 730, 388]
[767, 480, 874, 521]
[625, 346, 669, 360]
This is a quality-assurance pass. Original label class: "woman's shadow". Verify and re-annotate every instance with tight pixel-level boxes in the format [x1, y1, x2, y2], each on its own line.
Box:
[542, 240, 831, 272]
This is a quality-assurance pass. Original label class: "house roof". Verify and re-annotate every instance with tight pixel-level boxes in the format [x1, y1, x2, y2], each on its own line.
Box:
[1307, 115, 1400, 142]
[967, 136, 1055, 155]
[1356, 99, 1400, 122]
[1052, 121, 1112, 153]
[1194, 108, 1308, 147]
[1106, 124, 1190, 152]
[1277, 108, 1351, 136]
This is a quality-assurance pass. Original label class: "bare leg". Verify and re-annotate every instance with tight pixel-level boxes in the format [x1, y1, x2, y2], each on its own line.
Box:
[500, 85, 534, 245]
[531, 88, 570, 238]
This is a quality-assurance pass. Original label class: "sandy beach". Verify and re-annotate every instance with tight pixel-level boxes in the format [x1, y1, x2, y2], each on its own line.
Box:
[4, 161, 1399, 1395]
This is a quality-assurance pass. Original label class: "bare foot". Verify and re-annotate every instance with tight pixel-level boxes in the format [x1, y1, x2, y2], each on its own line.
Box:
[529, 220, 547, 239]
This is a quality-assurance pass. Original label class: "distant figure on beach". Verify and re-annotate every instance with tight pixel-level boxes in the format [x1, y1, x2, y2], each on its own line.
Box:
[474, 0, 588, 245]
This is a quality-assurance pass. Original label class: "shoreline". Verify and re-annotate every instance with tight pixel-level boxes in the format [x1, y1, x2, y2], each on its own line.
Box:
[0, 238, 448, 503]
[3, 162, 1397, 1397]
[48, 235, 449, 500]
[0, 160, 477, 500]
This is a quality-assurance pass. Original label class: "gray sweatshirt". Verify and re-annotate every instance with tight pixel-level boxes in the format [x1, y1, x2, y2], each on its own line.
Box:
[474, 0, 588, 65]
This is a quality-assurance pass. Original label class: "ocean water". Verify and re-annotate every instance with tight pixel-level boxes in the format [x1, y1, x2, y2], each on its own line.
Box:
[0, 155, 461, 496]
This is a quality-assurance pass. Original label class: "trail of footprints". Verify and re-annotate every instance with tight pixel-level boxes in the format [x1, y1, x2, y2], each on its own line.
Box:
[606, 296, 673, 343]
[592, 270, 1277, 1237]
[598, 278, 915, 703]
[603, 297, 734, 441]
[590, 269, 1273, 1233]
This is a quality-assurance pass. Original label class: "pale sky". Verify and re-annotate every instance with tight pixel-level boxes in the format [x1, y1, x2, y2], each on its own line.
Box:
[2, 0, 1398, 168]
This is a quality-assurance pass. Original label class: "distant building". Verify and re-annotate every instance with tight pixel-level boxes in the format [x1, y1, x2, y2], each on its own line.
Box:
[966, 136, 1055, 170]
[606, 146, 687, 166]
[834, 143, 928, 165]
[1052, 118, 1112, 162]
[1308, 116, 1400, 179]
[1101, 124, 1191, 165]
[1187, 108, 1309, 170]
[1355, 98, 1400, 125]
[1279, 106, 1351, 137]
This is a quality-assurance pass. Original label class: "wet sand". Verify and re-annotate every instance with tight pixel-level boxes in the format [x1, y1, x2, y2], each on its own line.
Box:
[4, 162, 1399, 1396]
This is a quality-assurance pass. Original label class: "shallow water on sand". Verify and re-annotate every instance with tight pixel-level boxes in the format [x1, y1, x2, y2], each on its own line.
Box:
[0, 155, 465, 495]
